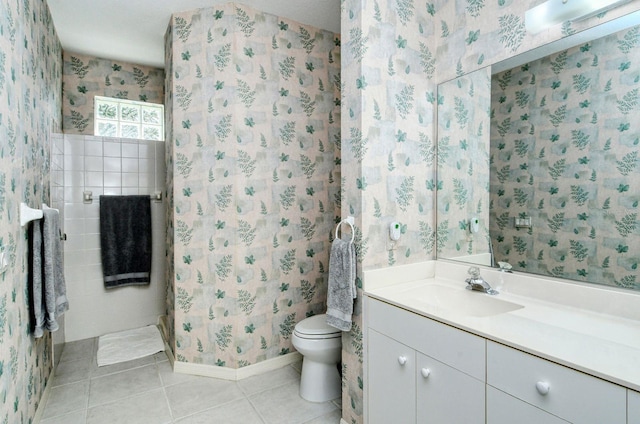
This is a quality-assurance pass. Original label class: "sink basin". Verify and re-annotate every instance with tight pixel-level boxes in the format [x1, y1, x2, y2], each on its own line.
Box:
[401, 284, 524, 318]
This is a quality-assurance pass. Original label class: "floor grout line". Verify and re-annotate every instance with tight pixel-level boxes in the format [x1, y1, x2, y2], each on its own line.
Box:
[160, 376, 176, 423]
[245, 393, 270, 424]
[89, 360, 157, 381]
[170, 397, 250, 423]
[43, 344, 339, 424]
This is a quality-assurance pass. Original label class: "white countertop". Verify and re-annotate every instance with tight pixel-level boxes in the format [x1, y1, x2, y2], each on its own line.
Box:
[364, 261, 640, 392]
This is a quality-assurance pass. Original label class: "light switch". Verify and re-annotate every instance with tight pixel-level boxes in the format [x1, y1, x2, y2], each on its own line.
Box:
[0, 246, 8, 275]
[515, 217, 532, 228]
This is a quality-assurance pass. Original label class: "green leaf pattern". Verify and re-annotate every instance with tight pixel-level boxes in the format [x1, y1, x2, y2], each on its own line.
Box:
[166, 4, 340, 374]
[3, 2, 630, 424]
[490, 28, 640, 287]
[0, 1, 67, 421]
[62, 52, 164, 135]
[437, 68, 492, 261]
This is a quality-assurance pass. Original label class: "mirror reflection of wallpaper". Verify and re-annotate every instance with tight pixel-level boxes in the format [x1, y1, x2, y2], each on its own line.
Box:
[437, 68, 492, 264]
[490, 26, 640, 290]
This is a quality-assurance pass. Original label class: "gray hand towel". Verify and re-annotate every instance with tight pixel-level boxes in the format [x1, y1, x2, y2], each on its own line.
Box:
[99, 195, 152, 288]
[326, 238, 356, 331]
[30, 219, 45, 338]
[30, 209, 68, 338]
[42, 208, 69, 332]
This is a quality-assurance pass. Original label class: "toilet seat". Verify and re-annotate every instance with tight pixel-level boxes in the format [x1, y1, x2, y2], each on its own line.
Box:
[294, 314, 341, 339]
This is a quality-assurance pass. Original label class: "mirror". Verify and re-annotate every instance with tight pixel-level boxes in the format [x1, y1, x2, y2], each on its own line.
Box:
[437, 15, 640, 290]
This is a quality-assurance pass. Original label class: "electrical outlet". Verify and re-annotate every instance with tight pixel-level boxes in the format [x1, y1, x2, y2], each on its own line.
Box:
[386, 239, 397, 251]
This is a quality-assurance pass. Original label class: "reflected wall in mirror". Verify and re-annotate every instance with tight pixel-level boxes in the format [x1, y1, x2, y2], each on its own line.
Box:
[436, 68, 492, 266]
[438, 22, 640, 291]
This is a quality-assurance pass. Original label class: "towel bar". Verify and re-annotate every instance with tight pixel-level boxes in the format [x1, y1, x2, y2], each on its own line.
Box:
[20, 203, 44, 227]
[82, 191, 163, 203]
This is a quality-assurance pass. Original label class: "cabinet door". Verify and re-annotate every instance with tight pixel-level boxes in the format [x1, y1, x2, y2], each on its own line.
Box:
[368, 329, 416, 424]
[487, 386, 569, 424]
[630, 390, 640, 424]
[416, 352, 484, 424]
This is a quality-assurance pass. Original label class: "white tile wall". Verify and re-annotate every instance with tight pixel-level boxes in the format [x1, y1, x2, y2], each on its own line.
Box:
[62, 135, 167, 342]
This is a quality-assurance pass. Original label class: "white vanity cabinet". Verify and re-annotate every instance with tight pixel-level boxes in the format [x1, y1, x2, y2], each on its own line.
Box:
[366, 295, 633, 424]
[629, 390, 640, 424]
[486, 341, 626, 424]
[366, 298, 485, 424]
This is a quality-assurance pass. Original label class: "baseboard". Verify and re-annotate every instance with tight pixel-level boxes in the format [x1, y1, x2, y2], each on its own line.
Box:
[173, 352, 302, 381]
[157, 315, 169, 346]
[33, 366, 56, 424]
[162, 339, 175, 367]
[157, 315, 174, 367]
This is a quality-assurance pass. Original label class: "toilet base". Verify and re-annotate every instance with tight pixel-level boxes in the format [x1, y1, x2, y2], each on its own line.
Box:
[299, 359, 341, 403]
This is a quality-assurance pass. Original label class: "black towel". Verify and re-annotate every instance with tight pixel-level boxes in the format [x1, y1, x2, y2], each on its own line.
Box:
[99, 195, 152, 288]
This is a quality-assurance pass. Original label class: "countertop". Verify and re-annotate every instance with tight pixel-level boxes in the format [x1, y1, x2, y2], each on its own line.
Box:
[364, 261, 640, 392]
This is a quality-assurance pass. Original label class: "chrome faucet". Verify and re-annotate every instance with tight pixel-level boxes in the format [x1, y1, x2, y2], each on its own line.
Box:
[465, 266, 498, 295]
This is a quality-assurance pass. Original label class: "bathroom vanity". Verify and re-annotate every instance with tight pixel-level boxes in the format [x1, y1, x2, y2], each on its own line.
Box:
[363, 261, 640, 424]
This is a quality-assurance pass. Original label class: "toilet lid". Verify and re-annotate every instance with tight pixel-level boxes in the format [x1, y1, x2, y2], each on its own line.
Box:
[294, 314, 341, 336]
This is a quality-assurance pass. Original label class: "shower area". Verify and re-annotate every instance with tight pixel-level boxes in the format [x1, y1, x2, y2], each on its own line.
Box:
[57, 2, 341, 376]
[55, 36, 169, 341]
[60, 134, 167, 342]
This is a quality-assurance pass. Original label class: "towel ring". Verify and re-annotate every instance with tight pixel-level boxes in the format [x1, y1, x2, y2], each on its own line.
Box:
[335, 216, 355, 244]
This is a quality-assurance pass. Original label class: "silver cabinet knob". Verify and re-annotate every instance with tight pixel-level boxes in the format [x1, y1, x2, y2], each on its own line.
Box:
[421, 368, 431, 378]
[398, 355, 407, 366]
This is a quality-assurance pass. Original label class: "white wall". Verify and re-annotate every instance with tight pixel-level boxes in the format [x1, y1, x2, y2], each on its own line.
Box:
[62, 134, 166, 342]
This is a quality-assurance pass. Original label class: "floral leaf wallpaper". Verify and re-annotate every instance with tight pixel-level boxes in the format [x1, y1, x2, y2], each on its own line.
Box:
[437, 68, 492, 263]
[165, 3, 341, 369]
[62, 52, 164, 135]
[342, 0, 438, 420]
[1, 0, 634, 423]
[342, 0, 640, 422]
[0, 1, 62, 423]
[490, 26, 640, 289]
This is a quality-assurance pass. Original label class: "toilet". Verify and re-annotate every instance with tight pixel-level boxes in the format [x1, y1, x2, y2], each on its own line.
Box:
[291, 314, 342, 402]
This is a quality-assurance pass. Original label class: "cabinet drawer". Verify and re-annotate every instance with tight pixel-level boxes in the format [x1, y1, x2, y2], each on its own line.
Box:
[630, 390, 640, 424]
[487, 341, 626, 424]
[368, 298, 485, 381]
[487, 386, 569, 424]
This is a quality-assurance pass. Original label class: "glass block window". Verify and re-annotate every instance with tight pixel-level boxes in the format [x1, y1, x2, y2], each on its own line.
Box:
[94, 96, 164, 141]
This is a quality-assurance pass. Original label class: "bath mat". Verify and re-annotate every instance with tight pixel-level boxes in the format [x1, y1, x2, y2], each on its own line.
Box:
[97, 325, 165, 367]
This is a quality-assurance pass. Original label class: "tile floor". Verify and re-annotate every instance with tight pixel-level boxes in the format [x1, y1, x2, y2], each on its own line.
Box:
[39, 338, 342, 424]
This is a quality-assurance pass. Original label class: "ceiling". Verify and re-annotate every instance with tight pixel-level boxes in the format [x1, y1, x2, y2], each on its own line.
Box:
[46, 0, 341, 69]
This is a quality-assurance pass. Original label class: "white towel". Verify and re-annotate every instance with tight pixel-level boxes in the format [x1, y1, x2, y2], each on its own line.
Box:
[326, 238, 356, 331]
[97, 325, 165, 366]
